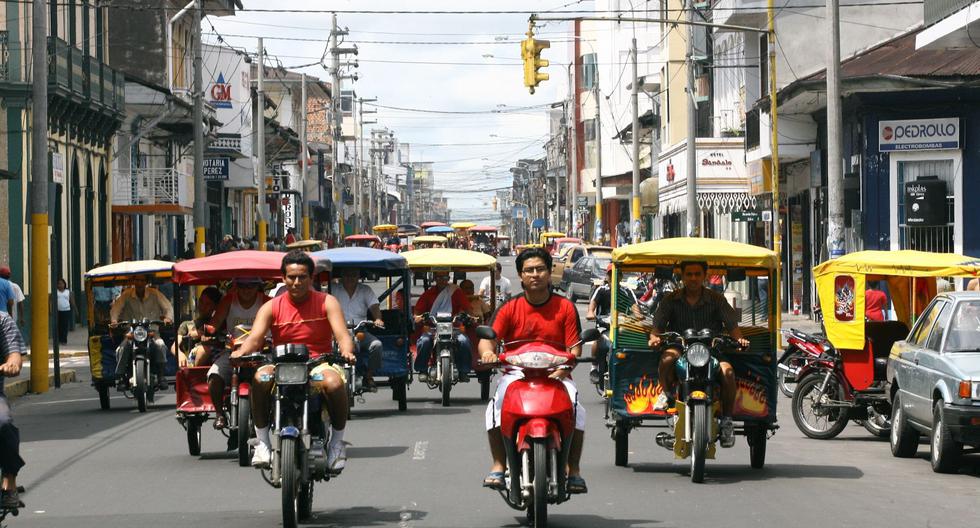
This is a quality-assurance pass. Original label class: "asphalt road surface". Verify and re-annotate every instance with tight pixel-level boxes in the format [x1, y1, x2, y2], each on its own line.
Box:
[10, 255, 980, 527]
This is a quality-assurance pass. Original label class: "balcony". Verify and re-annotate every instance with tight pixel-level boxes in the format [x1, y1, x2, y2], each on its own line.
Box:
[208, 134, 243, 154]
[112, 168, 192, 215]
[0, 31, 10, 82]
[918, 0, 980, 49]
[926, 0, 974, 25]
[47, 37, 125, 141]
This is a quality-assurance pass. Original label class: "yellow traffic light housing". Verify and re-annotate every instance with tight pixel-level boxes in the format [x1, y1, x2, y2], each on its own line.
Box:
[521, 24, 549, 94]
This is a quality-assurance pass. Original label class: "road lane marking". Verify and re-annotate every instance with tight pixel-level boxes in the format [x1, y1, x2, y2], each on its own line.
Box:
[19, 396, 129, 406]
[412, 440, 428, 460]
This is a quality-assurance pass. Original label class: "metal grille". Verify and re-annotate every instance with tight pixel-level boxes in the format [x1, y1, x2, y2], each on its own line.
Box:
[897, 159, 954, 253]
[0, 31, 9, 81]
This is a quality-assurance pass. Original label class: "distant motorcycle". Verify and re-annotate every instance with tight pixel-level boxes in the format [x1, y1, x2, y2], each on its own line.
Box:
[114, 318, 168, 413]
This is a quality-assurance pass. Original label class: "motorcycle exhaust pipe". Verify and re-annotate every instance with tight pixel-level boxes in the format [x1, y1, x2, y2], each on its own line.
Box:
[777, 363, 799, 378]
[655, 432, 674, 450]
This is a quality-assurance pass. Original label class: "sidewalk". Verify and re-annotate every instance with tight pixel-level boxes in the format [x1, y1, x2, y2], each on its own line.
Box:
[4, 326, 89, 398]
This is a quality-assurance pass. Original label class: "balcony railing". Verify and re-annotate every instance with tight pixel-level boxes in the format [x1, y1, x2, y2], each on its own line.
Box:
[209, 135, 242, 152]
[113, 168, 192, 209]
[0, 31, 10, 81]
[925, 0, 974, 25]
[47, 37, 124, 113]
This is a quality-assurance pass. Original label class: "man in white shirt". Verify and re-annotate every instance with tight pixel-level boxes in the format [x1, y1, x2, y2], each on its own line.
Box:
[332, 269, 385, 390]
[110, 276, 174, 391]
[478, 262, 512, 307]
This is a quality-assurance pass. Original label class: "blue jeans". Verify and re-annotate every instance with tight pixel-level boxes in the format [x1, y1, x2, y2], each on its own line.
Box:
[414, 332, 472, 375]
[355, 332, 384, 376]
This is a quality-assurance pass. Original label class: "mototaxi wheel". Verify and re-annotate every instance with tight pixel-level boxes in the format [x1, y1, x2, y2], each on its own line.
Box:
[747, 425, 767, 469]
[98, 383, 111, 410]
[237, 395, 252, 467]
[792, 373, 849, 440]
[614, 422, 629, 467]
[690, 402, 709, 483]
[532, 439, 548, 528]
[393, 376, 408, 411]
[861, 405, 891, 438]
[281, 437, 299, 528]
[440, 355, 452, 407]
[478, 371, 491, 402]
[931, 400, 963, 473]
[134, 357, 148, 413]
[186, 417, 202, 456]
[889, 392, 919, 458]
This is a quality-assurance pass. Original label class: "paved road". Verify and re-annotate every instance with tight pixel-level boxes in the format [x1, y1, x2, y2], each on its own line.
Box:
[9, 255, 980, 527]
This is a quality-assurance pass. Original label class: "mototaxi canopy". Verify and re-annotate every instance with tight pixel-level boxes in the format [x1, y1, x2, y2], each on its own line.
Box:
[420, 221, 447, 229]
[812, 250, 980, 350]
[401, 248, 497, 272]
[172, 250, 288, 285]
[450, 222, 476, 230]
[373, 224, 399, 233]
[412, 235, 449, 245]
[425, 226, 454, 234]
[468, 225, 498, 233]
[84, 260, 174, 284]
[611, 237, 778, 273]
[310, 247, 407, 274]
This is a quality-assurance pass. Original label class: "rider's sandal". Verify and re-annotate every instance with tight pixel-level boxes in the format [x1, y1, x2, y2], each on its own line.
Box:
[482, 471, 506, 490]
[213, 414, 228, 430]
[566, 475, 588, 494]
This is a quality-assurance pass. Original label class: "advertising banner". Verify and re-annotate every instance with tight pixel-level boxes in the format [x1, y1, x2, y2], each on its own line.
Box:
[879, 118, 959, 152]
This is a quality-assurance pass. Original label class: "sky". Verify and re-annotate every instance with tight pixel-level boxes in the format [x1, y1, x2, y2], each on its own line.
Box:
[208, 0, 588, 224]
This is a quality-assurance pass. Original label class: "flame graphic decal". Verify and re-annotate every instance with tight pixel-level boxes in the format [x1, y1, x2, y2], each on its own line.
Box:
[623, 375, 673, 416]
[733, 377, 769, 418]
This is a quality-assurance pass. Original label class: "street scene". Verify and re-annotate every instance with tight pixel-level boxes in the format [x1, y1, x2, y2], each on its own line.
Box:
[2, 1, 980, 527]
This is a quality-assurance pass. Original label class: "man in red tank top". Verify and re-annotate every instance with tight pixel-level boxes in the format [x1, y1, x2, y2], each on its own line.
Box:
[233, 251, 356, 473]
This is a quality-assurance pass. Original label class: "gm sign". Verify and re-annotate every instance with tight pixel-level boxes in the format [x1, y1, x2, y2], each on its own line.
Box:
[879, 118, 959, 152]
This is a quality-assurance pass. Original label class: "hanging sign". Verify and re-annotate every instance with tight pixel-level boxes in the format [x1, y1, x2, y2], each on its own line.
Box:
[203, 157, 230, 181]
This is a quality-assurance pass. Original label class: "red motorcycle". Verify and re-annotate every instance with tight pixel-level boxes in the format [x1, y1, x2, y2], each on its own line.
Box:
[476, 326, 598, 528]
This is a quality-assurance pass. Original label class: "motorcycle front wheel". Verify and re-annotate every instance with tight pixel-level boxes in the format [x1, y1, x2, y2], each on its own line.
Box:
[297, 480, 314, 522]
[134, 357, 148, 413]
[792, 373, 849, 439]
[440, 355, 452, 407]
[690, 402, 709, 483]
[237, 395, 252, 467]
[281, 437, 299, 528]
[532, 439, 548, 528]
[777, 349, 803, 398]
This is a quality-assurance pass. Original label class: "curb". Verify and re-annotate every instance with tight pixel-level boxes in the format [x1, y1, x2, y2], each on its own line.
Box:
[4, 369, 78, 399]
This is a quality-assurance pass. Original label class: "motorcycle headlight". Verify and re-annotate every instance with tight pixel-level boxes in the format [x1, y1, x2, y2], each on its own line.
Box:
[687, 343, 711, 368]
[132, 326, 148, 342]
[437, 322, 453, 336]
[275, 363, 309, 385]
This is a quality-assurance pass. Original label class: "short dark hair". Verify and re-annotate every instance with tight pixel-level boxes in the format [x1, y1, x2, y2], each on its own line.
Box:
[281, 249, 315, 276]
[495, 262, 503, 272]
[200, 286, 222, 304]
[679, 261, 708, 274]
[516, 247, 552, 273]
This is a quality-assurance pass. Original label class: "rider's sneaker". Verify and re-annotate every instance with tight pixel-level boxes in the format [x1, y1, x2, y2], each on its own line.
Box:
[589, 367, 600, 385]
[251, 442, 272, 468]
[327, 441, 347, 475]
[1, 489, 21, 509]
[417, 372, 428, 383]
[719, 417, 736, 448]
[458, 372, 470, 383]
[156, 379, 169, 391]
[652, 392, 672, 412]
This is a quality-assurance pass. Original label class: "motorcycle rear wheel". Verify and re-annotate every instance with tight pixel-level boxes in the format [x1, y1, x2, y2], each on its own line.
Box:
[690, 402, 708, 483]
[237, 396, 252, 467]
[134, 358, 148, 413]
[792, 374, 849, 440]
[532, 440, 548, 528]
[777, 350, 803, 398]
[614, 423, 629, 467]
[186, 418, 202, 456]
[747, 426, 767, 469]
[440, 355, 452, 407]
[861, 406, 891, 438]
[281, 437, 299, 528]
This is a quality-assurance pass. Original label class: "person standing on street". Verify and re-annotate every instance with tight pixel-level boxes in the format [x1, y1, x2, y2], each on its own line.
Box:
[55, 278, 74, 345]
[0, 268, 24, 332]
[0, 311, 25, 509]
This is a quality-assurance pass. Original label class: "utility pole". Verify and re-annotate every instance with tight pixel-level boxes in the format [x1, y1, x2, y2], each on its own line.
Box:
[594, 82, 603, 244]
[300, 73, 310, 239]
[630, 37, 641, 243]
[193, 2, 206, 256]
[358, 98, 377, 232]
[768, 0, 783, 342]
[826, 0, 845, 259]
[256, 38, 268, 250]
[686, 1, 699, 237]
[567, 66, 578, 238]
[30, 0, 50, 393]
[330, 15, 342, 237]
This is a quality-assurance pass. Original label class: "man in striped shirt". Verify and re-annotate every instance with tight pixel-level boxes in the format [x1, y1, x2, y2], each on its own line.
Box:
[0, 311, 25, 509]
[647, 261, 749, 447]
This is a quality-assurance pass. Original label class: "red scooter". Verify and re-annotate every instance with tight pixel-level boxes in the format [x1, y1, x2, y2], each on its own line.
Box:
[476, 326, 599, 528]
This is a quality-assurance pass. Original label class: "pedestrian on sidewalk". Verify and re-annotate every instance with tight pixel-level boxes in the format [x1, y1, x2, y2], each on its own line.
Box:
[0, 311, 25, 509]
[0, 268, 24, 331]
[54, 278, 74, 345]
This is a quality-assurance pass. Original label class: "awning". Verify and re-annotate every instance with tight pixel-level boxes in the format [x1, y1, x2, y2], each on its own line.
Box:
[531, 218, 547, 229]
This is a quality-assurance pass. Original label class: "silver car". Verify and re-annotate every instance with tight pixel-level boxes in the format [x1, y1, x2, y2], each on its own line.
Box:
[887, 291, 980, 472]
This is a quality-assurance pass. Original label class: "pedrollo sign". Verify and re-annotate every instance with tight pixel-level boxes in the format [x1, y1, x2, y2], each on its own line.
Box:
[879, 118, 959, 152]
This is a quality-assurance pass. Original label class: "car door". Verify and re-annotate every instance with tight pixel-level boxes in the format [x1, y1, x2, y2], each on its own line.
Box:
[917, 300, 957, 415]
[570, 256, 592, 296]
[907, 300, 949, 422]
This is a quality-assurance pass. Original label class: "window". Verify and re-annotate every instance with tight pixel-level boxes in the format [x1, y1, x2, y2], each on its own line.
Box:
[571, 248, 584, 263]
[340, 90, 354, 115]
[759, 34, 768, 98]
[926, 302, 952, 351]
[584, 119, 596, 141]
[909, 300, 943, 346]
[581, 53, 597, 90]
[945, 301, 980, 352]
[574, 256, 591, 271]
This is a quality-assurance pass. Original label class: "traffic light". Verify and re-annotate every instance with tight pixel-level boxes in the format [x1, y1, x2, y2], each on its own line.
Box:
[521, 27, 549, 94]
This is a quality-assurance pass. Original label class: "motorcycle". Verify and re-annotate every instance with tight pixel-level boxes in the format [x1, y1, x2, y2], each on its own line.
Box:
[419, 311, 475, 407]
[475, 325, 599, 528]
[790, 321, 906, 439]
[652, 330, 756, 483]
[591, 315, 612, 397]
[259, 344, 350, 528]
[114, 318, 168, 413]
[777, 328, 829, 398]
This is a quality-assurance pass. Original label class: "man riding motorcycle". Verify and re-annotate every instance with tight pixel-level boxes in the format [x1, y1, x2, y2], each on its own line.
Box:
[646, 261, 749, 447]
[0, 312, 25, 510]
[479, 247, 589, 494]
[207, 277, 269, 429]
[332, 268, 385, 391]
[586, 264, 641, 385]
[232, 251, 356, 472]
[413, 270, 473, 382]
[110, 275, 174, 391]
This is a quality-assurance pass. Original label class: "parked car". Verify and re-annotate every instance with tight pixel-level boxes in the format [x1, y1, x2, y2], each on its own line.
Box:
[887, 291, 980, 473]
[559, 254, 611, 303]
[552, 244, 612, 290]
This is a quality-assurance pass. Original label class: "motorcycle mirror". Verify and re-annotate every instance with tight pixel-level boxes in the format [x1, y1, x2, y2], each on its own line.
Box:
[580, 328, 601, 343]
[698, 328, 713, 338]
[475, 325, 497, 341]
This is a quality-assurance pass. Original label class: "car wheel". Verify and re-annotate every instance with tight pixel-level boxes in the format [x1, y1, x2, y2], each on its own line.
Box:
[930, 400, 963, 473]
[889, 392, 919, 458]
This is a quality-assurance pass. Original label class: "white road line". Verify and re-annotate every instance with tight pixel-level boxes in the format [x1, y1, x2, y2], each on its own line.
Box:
[412, 440, 428, 460]
[20, 396, 128, 406]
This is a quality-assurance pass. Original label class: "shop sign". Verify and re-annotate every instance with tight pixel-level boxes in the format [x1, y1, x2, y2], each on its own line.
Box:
[904, 178, 947, 226]
[209, 73, 233, 109]
[879, 118, 959, 152]
[576, 196, 588, 206]
[203, 157, 230, 181]
[732, 210, 761, 222]
[51, 152, 64, 185]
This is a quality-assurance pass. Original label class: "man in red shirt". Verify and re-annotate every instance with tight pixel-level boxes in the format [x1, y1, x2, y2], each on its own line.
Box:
[479, 248, 588, 494]
[865, 281, 888, 321]
[413, 270, 473, 380]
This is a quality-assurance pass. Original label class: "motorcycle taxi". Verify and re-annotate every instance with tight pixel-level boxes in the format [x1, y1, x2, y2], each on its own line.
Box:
[791, 250, 980, 440]
[412, 235, 449, 250]
[83, 260, 176, 412]
[402, 248, 498, 405]
[607, 238, 779, 482]
[344, 234, 383, 249]
[373, 224, 401, 252]
[171, 250, 285, 462]
[310, 247, 414, 412]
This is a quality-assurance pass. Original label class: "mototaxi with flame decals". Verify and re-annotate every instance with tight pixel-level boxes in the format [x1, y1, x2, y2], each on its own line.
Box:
[605, 238, 779, 481]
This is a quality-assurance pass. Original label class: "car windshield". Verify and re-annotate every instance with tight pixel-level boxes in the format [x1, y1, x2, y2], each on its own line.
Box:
[944, 300, 980, 352]
[594, 258, 611, 275]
